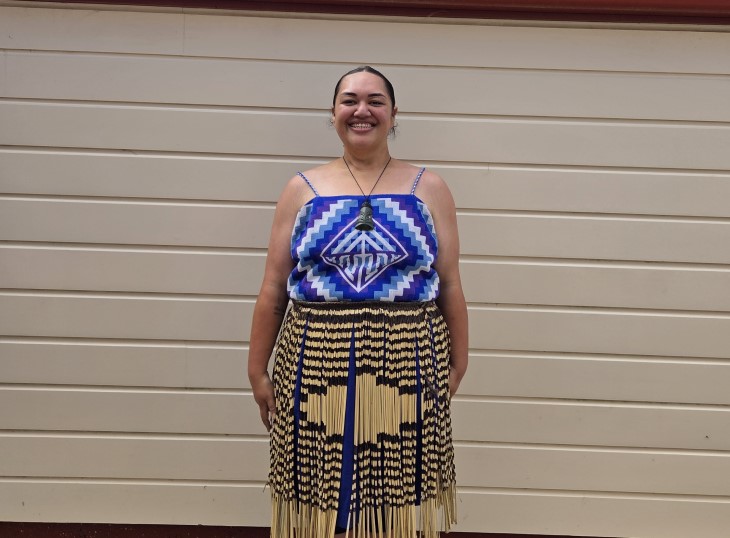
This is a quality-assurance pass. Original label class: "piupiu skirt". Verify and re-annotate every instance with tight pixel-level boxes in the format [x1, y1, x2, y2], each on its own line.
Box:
[268, 300, 457, 538]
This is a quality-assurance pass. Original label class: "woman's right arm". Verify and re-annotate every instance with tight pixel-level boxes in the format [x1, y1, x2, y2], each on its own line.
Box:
[248, 176, 304, 431]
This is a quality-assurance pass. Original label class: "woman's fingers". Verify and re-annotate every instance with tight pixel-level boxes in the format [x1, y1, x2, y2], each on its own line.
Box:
[448, 367, 462, 398]
[264, 395, 277, 431]
[252, 374, 276, 431]
[259, 401, 272, 431]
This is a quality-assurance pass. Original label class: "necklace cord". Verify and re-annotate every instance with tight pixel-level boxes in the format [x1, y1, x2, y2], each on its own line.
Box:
[342, 156, 392, 201]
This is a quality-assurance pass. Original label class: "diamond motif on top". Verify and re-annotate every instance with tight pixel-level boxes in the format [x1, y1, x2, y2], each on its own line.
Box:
[321, 215, 408, 292]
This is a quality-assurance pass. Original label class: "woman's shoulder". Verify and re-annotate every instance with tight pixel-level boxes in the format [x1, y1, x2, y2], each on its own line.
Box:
[404, 168, 455, 236]
[297, 161, 340, 182]
[415, 166, 446, 187]
[412, 167, 453, 207]
[278, 165, 332, 213]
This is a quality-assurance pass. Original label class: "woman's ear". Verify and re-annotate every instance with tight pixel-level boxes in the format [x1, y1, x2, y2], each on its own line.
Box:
[388, 106, 399, 138]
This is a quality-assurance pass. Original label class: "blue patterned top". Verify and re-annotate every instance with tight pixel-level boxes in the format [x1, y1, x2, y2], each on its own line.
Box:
[287, 168, 439, 302]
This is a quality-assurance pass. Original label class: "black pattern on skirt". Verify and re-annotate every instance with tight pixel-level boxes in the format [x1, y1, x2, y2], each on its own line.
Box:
[268, 300, 457, 537]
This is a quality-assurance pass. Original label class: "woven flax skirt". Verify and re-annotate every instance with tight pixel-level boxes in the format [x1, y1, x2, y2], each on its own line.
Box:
[268, 300, 457, 538]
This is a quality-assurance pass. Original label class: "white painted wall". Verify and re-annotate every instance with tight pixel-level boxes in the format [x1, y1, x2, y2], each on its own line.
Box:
[1, 2, 730, 536]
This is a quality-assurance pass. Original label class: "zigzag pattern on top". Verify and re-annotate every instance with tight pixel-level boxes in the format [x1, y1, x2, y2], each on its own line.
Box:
[287, 194, 439, 302]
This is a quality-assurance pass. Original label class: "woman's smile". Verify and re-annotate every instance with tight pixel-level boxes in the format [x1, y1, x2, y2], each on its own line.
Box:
[332, 71, 397, 145]
[348, 121, 376, 131]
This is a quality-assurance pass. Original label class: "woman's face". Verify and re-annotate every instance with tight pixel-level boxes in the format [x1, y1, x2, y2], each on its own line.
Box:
[332, 72, 397, 149]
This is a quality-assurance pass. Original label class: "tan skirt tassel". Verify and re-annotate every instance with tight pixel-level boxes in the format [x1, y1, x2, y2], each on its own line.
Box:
[268, 301, 457, 537]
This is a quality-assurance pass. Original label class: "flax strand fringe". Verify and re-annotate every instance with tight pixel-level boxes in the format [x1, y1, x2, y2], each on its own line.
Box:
[268, 301, 457, 538]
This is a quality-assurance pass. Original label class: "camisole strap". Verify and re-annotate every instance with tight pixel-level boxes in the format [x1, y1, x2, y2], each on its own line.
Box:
[410, 167, 426, 195]
[297, 172, 319, 196]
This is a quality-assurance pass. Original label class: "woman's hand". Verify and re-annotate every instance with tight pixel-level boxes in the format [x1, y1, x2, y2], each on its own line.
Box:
[247, 174, 305, 433]
[449, 365, 464, 399]
[251, 372, 276, 432]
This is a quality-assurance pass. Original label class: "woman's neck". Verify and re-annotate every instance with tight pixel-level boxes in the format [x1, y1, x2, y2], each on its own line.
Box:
[342, 148, 391, 172]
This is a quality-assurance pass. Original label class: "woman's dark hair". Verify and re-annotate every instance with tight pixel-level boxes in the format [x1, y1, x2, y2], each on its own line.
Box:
[332, 65, 396, 107]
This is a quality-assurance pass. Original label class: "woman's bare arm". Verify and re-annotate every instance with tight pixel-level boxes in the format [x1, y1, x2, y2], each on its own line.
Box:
[422, 171, 469, 397]
[248, 176, 306, 430]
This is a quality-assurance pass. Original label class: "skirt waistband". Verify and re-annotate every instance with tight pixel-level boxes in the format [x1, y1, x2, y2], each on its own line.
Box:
[291, 299, 435, 311]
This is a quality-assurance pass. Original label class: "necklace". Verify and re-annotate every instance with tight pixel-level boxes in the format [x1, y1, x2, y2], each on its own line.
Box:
[343, 156, 392, 231]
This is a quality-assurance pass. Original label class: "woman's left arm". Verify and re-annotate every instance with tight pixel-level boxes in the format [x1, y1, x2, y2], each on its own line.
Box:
[426, 172, 469, 397]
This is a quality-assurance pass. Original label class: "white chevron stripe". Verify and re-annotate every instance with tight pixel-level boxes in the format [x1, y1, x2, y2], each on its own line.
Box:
[295, 199, 350, 258]
[380, 199, 434, 264]
[378, 199, 437, 300]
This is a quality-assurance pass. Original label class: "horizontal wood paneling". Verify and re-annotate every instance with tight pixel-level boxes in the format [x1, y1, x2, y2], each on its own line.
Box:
[452, 166, 730, 218]
[0, 246, 267, 296]
[2, 149, 730, 220]
[468, 306, 730, 359]
[4, 4, 730, 535]
[3, 6, 730, 74]
[3, 481, 730, 536]
[5, 51, 730, 121]
[0, 480, 267, 527]
[4, 343, 730, 406]
[462, 352, 730, 405]
[0, 6, 186, 56]
[4, 102, 730, 169]
[461, 261, 730, 312]
[4, 295, 730, 359]
[0, 199, 273, 249]
[400, 115, 730, 170]
[5, 246, 730, 312]
[0, 103, 338, 160]
[0, 388, 253, 436]
[452, 400, 730, 450]
[0, 294, 253, 342]
[0, 339, 248, 389]
[0, 151, 297, 204]
[3, 435, 730, 496]
[455, 444, 730, 495]
[5, 151, 730, 217]
[455, 489, 730, 537]
[2, 389, 729, 450]
[4, 199, 730, 263]
[457, 214, 730, 263]
[0, 435, 270, 481]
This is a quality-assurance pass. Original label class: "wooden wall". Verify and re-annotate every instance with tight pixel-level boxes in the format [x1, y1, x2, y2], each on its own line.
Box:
[1, 2, 730, 536]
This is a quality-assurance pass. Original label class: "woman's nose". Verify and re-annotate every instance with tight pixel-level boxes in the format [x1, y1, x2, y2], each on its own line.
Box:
[354, 101, 369, 116]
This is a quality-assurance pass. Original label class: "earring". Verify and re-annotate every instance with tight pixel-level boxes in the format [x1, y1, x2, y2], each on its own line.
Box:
[388, 121, 398, 138]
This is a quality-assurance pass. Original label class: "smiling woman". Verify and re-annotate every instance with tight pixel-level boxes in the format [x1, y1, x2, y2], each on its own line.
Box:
[247, 66, 469, 538]
[4, 0, 730, 536]
[331, 68, 397, 156]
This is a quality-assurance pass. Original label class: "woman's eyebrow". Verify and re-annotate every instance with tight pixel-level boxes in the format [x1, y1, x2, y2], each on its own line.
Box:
[340, 91, 387, 99]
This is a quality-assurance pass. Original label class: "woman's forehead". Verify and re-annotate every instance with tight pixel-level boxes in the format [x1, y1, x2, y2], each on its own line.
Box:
[337, 72, 389, 96]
